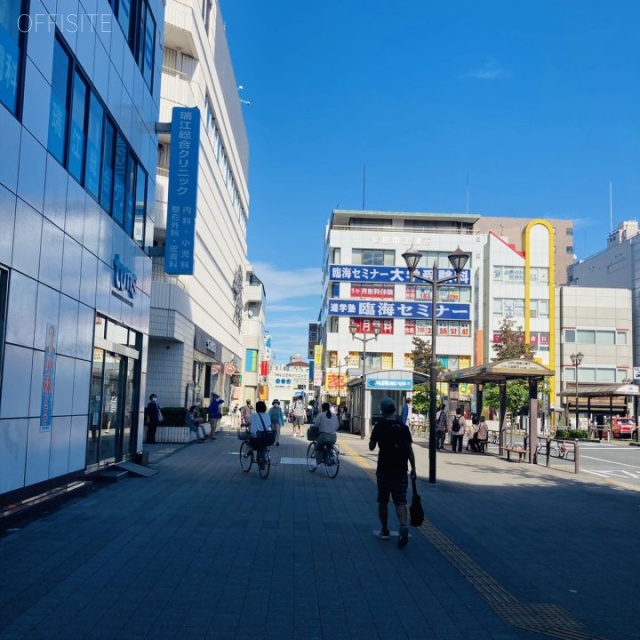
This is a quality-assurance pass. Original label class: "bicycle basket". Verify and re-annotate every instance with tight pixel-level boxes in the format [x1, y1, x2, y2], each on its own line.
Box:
[237, 429, 250, 441]
[306, 426, 319, 441]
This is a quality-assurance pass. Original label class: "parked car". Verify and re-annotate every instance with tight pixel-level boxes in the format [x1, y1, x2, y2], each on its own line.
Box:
[611, 417, 638, 439]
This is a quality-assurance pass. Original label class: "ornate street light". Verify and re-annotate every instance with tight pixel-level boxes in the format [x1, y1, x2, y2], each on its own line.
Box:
[402, 245, 470, 484]
[349, 320, 381, 439]
[570, 352, 584, 429]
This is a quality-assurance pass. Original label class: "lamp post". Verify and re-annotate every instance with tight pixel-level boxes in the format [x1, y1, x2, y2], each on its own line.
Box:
[402, 245, 470, 484]
[349, 320, 381, 439]
[570, 352, 584, 430]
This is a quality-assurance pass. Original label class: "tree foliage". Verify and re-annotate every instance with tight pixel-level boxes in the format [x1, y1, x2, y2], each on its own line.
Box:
[492, 316, 536, 361]
[410, 336, 432, 374]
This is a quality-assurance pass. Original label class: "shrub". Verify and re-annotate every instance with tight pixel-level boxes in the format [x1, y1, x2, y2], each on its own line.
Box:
[554, 429, 589, 439]
[161, 406, 188, 426]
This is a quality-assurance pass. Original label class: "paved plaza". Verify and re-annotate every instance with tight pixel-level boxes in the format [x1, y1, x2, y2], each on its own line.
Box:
[0, 427, 638, 640]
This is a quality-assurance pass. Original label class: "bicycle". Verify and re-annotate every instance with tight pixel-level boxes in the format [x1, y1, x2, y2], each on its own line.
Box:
[238, 431, 273, 479]
[306, 439, 340, 478]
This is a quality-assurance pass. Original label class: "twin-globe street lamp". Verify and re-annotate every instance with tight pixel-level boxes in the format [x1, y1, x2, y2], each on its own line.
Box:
[402, 245, 470, 484]
[570, 352, 584, 429]
[349, 320, 381, 439]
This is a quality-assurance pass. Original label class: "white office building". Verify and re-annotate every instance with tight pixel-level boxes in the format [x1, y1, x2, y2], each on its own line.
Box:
[148, 0, 250, 412]
[0, 1, 164, 503]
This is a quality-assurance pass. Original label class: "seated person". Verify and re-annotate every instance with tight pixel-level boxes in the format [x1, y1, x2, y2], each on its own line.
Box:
[475, 415, 489, 450]
[249, 401, 272, 449]
[186, 405, 207, 443]
[313, 402, 339, 462]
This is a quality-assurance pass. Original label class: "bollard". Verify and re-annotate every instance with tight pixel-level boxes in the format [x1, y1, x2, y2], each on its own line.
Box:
[574, 439, 580, 474]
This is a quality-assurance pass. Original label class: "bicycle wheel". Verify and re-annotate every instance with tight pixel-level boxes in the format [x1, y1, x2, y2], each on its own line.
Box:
[306, 442, 318, 472]
[325, 445, 340, 479]
[258, 448, 271, 479]
[239, 441, 253, 472]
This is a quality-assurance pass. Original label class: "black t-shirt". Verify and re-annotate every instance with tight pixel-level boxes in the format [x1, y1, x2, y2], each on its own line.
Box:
[370, 418, 413, 475]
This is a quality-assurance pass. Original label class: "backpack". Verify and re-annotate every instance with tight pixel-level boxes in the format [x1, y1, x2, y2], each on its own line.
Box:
[451, 415, 461, 433]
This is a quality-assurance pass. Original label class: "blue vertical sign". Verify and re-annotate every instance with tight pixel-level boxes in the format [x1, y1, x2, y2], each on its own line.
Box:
[165, 107, 201, 275]
[40, 324, 58, 431]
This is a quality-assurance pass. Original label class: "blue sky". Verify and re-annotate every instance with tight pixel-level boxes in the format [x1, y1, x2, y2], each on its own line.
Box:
[219, 0, 640, 362]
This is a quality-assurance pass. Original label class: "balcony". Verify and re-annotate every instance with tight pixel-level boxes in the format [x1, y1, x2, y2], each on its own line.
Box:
[164, 0, 199, 59]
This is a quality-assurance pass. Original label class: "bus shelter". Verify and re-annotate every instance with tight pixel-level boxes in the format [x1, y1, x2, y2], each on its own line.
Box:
[346, 369, 429, 438]
[441, 359, 554, 463]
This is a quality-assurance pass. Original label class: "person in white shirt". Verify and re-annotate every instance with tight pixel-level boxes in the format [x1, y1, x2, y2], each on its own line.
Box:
[313, 402, 339, 463]
[248, 401, 272, 449]
[291, 396, 306, 437]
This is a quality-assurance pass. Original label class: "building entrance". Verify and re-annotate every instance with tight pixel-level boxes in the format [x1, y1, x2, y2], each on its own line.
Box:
[87, 316, 141, 469]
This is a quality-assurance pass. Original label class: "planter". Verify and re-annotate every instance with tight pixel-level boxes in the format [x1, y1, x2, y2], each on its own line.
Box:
[144, 423, 212, 444]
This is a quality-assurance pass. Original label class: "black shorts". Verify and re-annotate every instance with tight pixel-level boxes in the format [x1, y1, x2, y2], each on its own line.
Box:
[376, 473, 408, 506]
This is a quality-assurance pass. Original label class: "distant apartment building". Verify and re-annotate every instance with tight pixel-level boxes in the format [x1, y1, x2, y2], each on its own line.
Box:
[569, 220, 640, 369]
[0, 2, 164, 503]
[148, 0, 250, 411]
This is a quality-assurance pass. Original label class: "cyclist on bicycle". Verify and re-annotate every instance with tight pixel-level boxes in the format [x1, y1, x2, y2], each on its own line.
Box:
[313, 402, 339, 463]
[249, 401, 272, 451]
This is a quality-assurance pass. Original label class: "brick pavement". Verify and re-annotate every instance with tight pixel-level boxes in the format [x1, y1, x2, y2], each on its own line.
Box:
[0, 427, 638, 640]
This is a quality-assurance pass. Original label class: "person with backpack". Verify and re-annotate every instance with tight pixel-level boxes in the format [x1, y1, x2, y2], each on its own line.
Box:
[435, 404, 448, 450]
[450, 407, 466, 453]
[369, 397, 417, 548]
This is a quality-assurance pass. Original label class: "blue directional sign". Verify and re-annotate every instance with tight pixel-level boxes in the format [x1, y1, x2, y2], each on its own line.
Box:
[327, 299, 470, 321]
[366, 378, 413, 391]
[165, 107, 201, 275]
[328, 264, 471, 286]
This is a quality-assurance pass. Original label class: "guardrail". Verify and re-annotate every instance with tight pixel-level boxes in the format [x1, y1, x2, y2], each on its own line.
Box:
[535, 437, 580, 474]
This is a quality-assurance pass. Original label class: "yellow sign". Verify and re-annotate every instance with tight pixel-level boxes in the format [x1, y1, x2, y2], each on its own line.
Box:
[314, 345, 323, 367]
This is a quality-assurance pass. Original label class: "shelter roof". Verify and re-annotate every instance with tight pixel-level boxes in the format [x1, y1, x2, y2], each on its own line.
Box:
[557, 383, 640, 397]
[440, 359, 554, 384]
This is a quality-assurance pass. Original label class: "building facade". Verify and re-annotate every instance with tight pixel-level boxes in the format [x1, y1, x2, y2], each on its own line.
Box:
[320, 210, 568, 425]
[148, 0, 250, 412]
[0, 1, 164, 502]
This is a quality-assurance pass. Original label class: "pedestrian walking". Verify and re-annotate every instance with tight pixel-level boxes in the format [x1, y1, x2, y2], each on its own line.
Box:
[207, 393, 224, 439]
[401, 397, 412, 426]
[291, 396, 306, 437]
[450, 407, 466, 453]
[269, 399, 284, 446]
[145, 394, 163, 444]
[435, 404, 448, 450]
[369, 397, 417, 548]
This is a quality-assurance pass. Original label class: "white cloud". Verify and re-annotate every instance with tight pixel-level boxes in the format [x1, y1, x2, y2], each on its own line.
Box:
[466, 58, 511, 80]
[267, 304, 314, 313]
[251, 262, 323, 303]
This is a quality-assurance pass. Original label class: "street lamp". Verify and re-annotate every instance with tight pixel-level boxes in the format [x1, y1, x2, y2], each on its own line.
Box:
[402, 245, 470, 484]
[349, 319, 381, 439]
[570, 352, 584, 430]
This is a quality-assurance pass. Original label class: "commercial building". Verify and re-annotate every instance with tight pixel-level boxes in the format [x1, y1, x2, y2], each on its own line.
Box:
[319, 210, 570, 430]
[148, 0, 250, 412]
[0, 1, 164, 503]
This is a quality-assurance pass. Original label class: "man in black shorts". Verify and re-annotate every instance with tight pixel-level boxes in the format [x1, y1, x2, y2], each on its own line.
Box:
[369, 397, 417, 548]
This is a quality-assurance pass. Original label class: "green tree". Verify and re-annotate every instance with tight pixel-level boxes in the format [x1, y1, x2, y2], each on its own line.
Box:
[489, 316, 537, 424]
[492, 316, 536, 361]
[410, 336, 432, 374]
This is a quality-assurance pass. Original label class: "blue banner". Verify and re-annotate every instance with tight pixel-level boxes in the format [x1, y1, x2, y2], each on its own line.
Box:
[165, 107, 201, 275]
[40, 324, 58, 431]
[329, 264, 470, 286]
[328, 299, 470, 321]
[366, 378, 413, 391]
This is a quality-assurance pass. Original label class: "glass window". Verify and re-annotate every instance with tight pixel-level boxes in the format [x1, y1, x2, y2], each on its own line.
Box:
[598, 331, 615, 345]
[352, 249, 394, 266]
[112, 133, 127, 224]
[68, 70, 88, 183]
[0, 267, 7, 389]
[617, 331, 627, 345]
[100, 118, 115, 213]
[576, 329, 595, 344]
[0, 1, 27, 115]
[123, 153, 136, 235]
[94, 315, 106, 340]
[85, 93, 103, 198]
[328, 317, 339, 333]
[135, 1, 146, 69]
[564, 329, 575, 343]
[107, 320, 129, 346]
[134, 165, 147, 246]
[597, 368, 616, 383]
[48, 38, 71, 164]
[538, 300, 549, 317]
[117, 0, 131, 38]
[538, 268, 549, 283]
[143, 8, 155, 88]
[331, 282, 339, 297]
[331, 248, 341, 263]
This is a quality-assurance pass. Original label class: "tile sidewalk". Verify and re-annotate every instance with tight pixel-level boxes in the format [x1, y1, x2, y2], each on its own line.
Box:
[0, 427, 638, 640]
